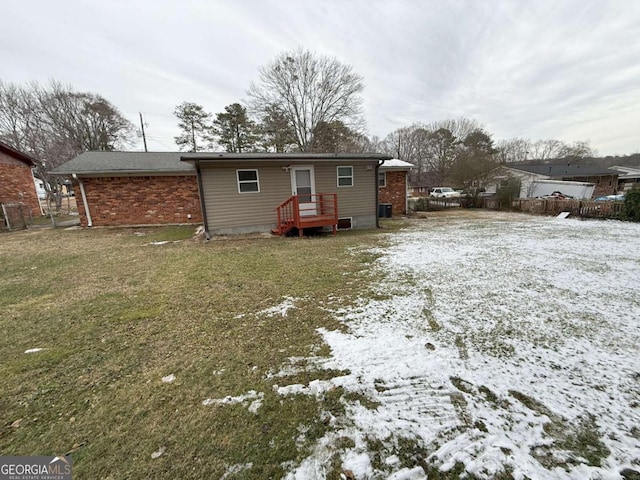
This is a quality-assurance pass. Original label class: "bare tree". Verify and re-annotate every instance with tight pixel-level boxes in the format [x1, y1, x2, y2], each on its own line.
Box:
[0, 80, 135, 209]
[526, 138, 596, 161]
[247, 49, 364, 152]
[496, 138, 532, 163]
[560, 140, 596, 158]
[435, 117, 482, 142]
[1, 80, 134, 162]
[382, 118, 484, 186]
[528, 139, 567, 160]
[382, 125, 429, 182]
[424, 127, 459, 186]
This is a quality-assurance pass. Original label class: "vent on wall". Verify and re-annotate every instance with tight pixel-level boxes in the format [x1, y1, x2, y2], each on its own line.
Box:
[337, 217, 352, 230]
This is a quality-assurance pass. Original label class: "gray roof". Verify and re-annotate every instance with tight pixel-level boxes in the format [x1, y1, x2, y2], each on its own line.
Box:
[50, 152, 195, 175]
[180, 152, 393, 162]
[508, 163, 618, 177]
[51, 151, 394, 175]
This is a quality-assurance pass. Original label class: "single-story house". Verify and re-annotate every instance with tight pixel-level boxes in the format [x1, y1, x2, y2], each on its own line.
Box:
[485, 163, 619, 198]
[0, 140, 41, 218]
[51, 151, 393, 237]
[409, 185, 432, 197]
[378, 159, 414, 216]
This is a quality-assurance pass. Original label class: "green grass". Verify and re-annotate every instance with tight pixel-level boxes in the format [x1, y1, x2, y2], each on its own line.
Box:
[0, 225, 386, 479]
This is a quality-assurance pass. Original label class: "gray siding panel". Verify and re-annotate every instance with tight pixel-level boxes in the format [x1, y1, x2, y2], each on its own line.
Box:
[315, 163, 376, 219]
[200, 160, 377, 233]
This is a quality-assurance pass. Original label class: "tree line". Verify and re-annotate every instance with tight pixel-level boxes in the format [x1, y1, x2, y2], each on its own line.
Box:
[0, 48, 606, 196]
[0, 80, 134, 206]
[170, 48, 598, 188]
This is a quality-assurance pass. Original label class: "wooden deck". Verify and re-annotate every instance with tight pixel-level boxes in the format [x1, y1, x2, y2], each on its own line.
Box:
[273, 194, 338, 237]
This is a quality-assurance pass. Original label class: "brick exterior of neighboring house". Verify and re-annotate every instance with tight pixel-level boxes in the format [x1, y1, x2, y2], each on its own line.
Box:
[497, 164, 620, 199]
[379, 159, 413, 216]
[74, 175, 202, 227]
[561, 175, 617, 198]
[379, 171, 408, 215]
[0, 142, 40, 217]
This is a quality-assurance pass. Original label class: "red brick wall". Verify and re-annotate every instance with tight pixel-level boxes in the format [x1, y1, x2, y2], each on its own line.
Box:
[0, 152, 41, 217]
[563, 175, 617, 198]
[75, 175, 202, 227]
[379, 171, 407, 215]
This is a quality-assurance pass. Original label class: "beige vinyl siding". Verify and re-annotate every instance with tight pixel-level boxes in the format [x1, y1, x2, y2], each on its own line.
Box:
[200, 160, 377, 233]
[201, 162, 290, 232]
[315, 163, 376, 219]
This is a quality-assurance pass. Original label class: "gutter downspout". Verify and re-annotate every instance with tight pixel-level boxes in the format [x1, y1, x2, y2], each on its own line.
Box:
[405, 169, 409, 215]
[194, 160, 211, 240]
[376, 161, 383, 228]
[72, 173, 92, 227]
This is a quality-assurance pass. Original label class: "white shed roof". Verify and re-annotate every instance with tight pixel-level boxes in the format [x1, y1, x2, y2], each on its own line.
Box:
[380, 159, 414, 170]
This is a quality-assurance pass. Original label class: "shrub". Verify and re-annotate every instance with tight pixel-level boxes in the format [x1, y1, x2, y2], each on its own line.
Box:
[623, 188, 640, 222]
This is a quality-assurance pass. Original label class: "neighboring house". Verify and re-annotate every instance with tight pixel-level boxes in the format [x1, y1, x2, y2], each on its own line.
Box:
[0, 140, 41, 217]
[409, 185, 432, 197]
[378, 159, 414, 216]
[611, 165, 640, 193]
[51, 151, 392, 237]
[485, 163, 619, 199]
[50, 152, 202, 228]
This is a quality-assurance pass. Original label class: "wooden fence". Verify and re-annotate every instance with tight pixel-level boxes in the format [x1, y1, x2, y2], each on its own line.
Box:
[1, 203, 33, 231]
[510, 199, 624, 219]
[410, 196, 625, 220]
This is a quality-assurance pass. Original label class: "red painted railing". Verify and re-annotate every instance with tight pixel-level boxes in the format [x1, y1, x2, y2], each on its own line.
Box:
[273, 193, 338, 237]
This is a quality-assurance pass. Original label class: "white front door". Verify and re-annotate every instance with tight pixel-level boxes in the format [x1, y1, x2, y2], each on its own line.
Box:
[291, 165, 316, 216]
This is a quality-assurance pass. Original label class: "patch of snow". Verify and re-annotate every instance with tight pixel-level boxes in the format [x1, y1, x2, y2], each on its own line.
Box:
[161, 374, 175, 383]
[341, 451, 371, 478]
[385, 455, 400, 466]
[280, 214, 640, 479]
[24, 348, 43, 353]
[220, 463, 252, 479]
[387, 467, 427, 480]
[257, 296, 298, 317]
[248, 398, 263, 414]
[151, 446, 165, 459]
[265, 355, 334, 379]
[202, 390, 264, 414]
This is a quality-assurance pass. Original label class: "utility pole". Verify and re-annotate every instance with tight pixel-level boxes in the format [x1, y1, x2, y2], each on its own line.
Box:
[191, 120, 197, 152]
[139, 112, 148, 152]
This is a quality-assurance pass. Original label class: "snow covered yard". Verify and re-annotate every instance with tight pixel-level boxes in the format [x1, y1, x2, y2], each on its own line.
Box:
[280, 212, 640, 479]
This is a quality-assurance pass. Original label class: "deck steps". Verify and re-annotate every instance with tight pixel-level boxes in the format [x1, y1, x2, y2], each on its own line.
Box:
[273, 194, 338, 237]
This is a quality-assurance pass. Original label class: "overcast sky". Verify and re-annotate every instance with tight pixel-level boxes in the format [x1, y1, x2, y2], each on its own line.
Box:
[2, 0, 639, 156]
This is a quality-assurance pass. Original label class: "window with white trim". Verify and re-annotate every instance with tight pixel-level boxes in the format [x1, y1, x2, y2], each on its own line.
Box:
[236, 169, 260, 193]
[378, 172, 386, 187]
[337, 166, 353, 187]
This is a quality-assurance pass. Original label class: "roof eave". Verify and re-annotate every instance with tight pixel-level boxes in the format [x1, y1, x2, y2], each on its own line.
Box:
[0, 141, 37, 166]
[180, 153, 393, 163]
[50, 170, 196, 176]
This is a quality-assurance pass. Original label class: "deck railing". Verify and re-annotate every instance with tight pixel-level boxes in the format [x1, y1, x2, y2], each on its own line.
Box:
[274, 193, 338, 236]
